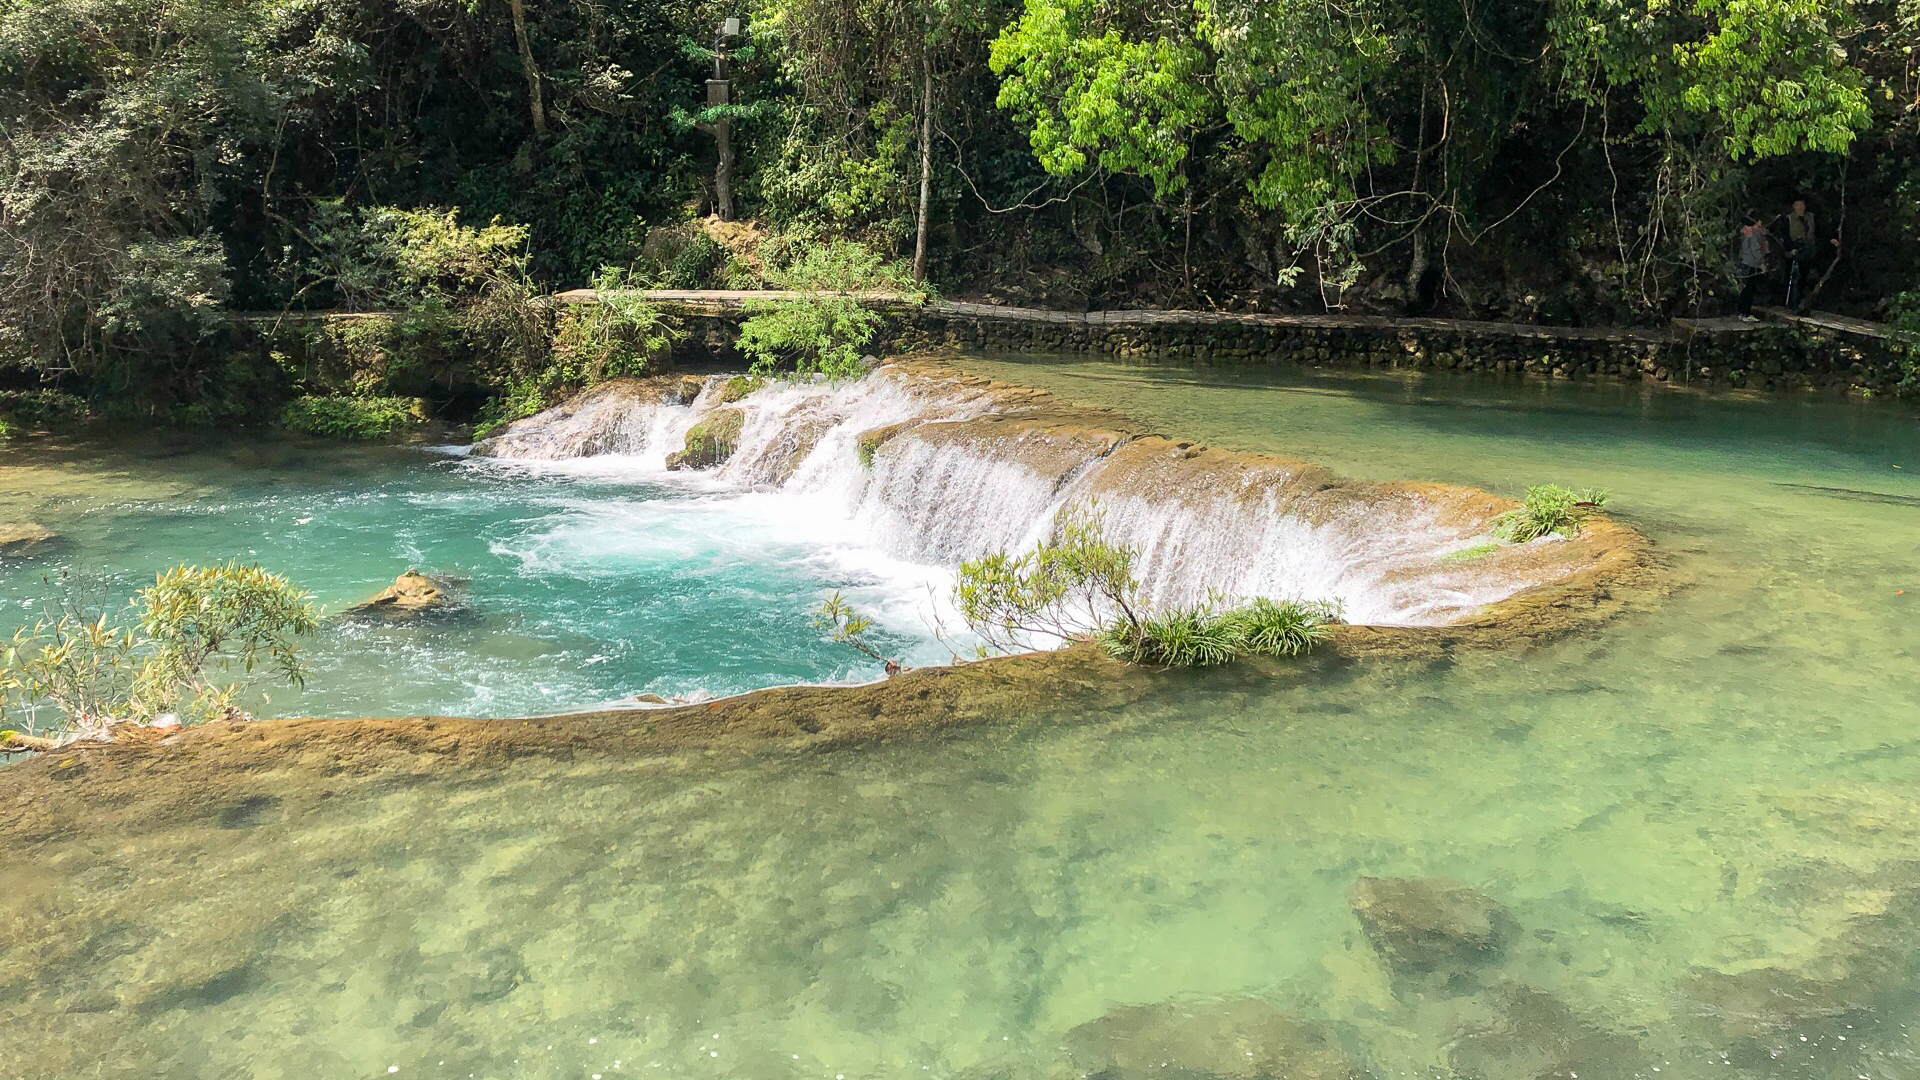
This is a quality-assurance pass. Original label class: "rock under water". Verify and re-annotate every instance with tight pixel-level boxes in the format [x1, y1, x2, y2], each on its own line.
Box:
[1350, 875, 1515, 979]
[1063, 998, 1362, 1080]
[0, 521, 56, 556]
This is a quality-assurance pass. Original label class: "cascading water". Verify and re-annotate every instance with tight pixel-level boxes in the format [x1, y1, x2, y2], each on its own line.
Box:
[472, 365, 1585, 634]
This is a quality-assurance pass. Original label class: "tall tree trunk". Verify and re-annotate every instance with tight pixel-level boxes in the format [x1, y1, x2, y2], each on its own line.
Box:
[912, 54, 934, 283]
[1405, 79, 1430, 298]
[508, 0, 547, 135]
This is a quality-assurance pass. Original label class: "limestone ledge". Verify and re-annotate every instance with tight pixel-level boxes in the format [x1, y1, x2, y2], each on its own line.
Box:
[0, 357, 1658, 820]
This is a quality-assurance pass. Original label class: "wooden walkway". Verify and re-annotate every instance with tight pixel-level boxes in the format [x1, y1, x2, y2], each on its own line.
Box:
[251, 289, 1906, 346]
[561, 289, 1678, 343]
[1755, 306, 1902, 341]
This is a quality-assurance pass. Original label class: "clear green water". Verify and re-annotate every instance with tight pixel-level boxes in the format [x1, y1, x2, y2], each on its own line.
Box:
[5, 360, 1920, 1080]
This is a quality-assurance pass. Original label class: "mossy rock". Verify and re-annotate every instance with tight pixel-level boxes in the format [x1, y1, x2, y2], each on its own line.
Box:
[852, 420, 922, 468]
[1065, 998, 1362, 1080]
[345, 569, 454, 619]
[666, 407, 746, 470]
[714, 374, 765, 404]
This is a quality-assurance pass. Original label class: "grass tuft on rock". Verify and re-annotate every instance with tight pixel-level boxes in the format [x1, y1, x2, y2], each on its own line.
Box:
[1492, 485, 1608, 542]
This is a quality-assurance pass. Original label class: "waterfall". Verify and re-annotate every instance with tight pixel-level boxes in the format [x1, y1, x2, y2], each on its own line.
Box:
[470, 368, 1580, 628]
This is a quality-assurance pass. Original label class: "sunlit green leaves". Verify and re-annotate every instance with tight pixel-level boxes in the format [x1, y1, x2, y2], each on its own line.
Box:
[1672, 0, 1869, 158]
[1, 561, 317, 741]
[1554, 0, 1870, 159]
[988, 0, 1212, 196]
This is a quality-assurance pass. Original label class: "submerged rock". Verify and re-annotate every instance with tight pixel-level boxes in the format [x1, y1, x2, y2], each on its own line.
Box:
[348, 569, 453, 618]
[1679, 885, 1920, 1067]
[1683, 966, 1869, 1067]
[1064, 998, 1361, 1080]
[1448, 983, 1639, 1080]
[1350, 876, 1514, 978]
[666, 406, 746, 470]
[0, 522, 56, 556]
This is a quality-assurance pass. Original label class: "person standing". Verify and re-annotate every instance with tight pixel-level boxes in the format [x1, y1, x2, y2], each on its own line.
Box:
[1782, 198, 1826, 312]
[1735, 215, 1769, 322]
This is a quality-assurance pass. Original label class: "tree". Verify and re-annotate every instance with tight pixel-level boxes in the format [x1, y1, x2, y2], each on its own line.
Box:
[987, 0, 1879, 309]
[1, 562, 319, 743]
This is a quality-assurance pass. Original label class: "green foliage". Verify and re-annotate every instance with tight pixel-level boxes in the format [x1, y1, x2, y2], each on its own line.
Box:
[810, 590, 898, 670]
[1, 561, 318, 741]
[551, 271, 678, 381]
[475, 268, 684, 435]
[955, 504, 1146, 653]
[956, 505, 1338, 667]
[1560, 0, 1872, 161]
[1099, 604, 1240, 667]
[1492, 485, 1610, 542]
[660, 234, 728, 290]
[990, 0, 1212, 197]
[1439, 543, 1503, 563]
[1890, 291, 1920, 396]
[3, 0, 1912, 408]
[282, 395, 424, 441]
[736, 237, 919, 379]
[1220, 597, 1341, 658]
[738, 296, 884, 380]
[762, 235, 923, 295]
[0, 390, 88, 428]
[1096, 596, 1339, 666]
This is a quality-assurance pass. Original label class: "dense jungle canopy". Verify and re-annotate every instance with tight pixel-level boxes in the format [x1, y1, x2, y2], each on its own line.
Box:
[0, 0, 1916, 407]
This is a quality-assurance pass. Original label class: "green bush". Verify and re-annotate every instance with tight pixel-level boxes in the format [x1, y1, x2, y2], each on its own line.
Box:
[1220, 597, 1341, 657]
[738, 295, 884, 380]
[1492, 485, 1609, 542]
[955, 505, 1341, 667]
[1891, 290, 1920, 396]
[294, 309, 462, 398]
[282, 395, 424, 440]
[736, 237, 922, 380]
[1100, 605, 1240, 666]
[661, 233, 727, 289]
[1, 561, 317, 742]
[0, 389, 87, 427]
[473, 267, 683, 437]
[551, 269, 677, 379]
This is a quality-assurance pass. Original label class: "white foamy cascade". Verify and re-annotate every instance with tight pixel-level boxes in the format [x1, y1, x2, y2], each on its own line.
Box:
[473, 370, 1575, 627]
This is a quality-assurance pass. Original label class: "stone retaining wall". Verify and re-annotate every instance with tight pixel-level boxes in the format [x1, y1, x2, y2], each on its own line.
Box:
[891, 310, 1907, 397]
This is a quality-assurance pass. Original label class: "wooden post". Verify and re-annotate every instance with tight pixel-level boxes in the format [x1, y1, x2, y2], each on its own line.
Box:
[711, 25, 736, 220]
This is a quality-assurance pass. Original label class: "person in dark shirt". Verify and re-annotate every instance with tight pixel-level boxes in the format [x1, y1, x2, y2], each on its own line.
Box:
[1782, 198, 1836, 313]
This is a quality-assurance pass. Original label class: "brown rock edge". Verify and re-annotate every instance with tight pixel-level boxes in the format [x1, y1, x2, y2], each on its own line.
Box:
[0, 357, 1658, 830]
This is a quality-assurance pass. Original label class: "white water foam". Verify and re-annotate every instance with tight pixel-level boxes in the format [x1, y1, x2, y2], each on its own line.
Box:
[470, 370, 1559, 632]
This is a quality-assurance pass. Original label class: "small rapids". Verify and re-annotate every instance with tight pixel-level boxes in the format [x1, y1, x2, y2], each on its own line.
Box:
[471, 368, 1576, 628]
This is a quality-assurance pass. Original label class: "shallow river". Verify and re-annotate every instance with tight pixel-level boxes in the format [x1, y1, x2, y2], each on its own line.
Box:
[3, 357, 1919, 1080]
